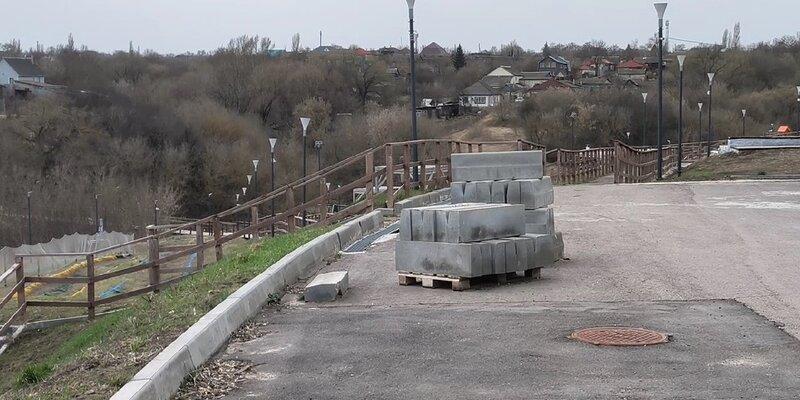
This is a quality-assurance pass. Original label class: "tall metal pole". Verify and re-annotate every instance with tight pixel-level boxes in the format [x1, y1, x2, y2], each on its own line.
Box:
[741, 109, 746, 136]
[407, 0, 419, 183]
[269, 137, 277, 237]
[796, 86, 800, 132]
[94, 194, 100, 233]
[300, 118, 310, 227]
[698, 103, 703, 144]
[677, 54, 686, 176]
[252, 160, 259, 198]
[641, 92, 648, 147]
[655, 3, 667, 180]
[707, 73, 715, 157]
[27, 191, 32, 244]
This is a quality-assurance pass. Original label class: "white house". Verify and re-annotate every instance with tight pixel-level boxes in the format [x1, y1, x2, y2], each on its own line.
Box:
[0, 57, 45, 86]
[460, 80, 502, 108]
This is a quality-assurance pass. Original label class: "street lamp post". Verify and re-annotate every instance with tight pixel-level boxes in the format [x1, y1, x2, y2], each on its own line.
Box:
[741, 109, 747, 136]
[300, 117, 311, 227]
[641, 92, 648, 147]
[654, 2, 667, 180]
[626, 131, 631, 143]
[569, 112, 577, 149]
[26, 191, 32, 244]
[252, 159, 260, 197]
[406, 0, 419, 183]
[697, 103, 703, 143]
[269, 137, 277, 237]
[94, 194, 101, 233]
[314, 140, 323, 171]
[796, 85, 800, 132]
[677, 54, 686, 176]
[154, 201, 159, 226]
[707, 72, 715, 157]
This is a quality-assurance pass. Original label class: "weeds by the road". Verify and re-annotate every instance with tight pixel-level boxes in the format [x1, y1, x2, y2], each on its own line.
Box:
[673, 149, 800, 181]
[0, 226, 331, 399]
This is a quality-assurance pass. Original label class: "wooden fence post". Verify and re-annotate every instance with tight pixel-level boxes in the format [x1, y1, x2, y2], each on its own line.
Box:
[286, 187, 296, 233]
[419, 142, 428, 191]
[433, 141, 443, 189]
[212, 217, 223, 261]
[402, 145, 411, 196]
[319, 178, 329, 223]
[516, 140, 523, 151]
[147, 226, 161, 293]
[445, 140, 453, 184]
[555, 150, 562, 185]
[86, 254, 95, 320]
[477, 143, 483, 153]
[365, 152, 375, 211]
[385, 144, 395, 208]
[195, 222, 204, 270]
[14, 256, 25, 321]
[250, 206, 260, 240]
[467, 143, 473, 153]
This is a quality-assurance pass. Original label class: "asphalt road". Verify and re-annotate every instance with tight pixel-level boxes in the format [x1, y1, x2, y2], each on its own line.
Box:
[216, 180, 800, 399]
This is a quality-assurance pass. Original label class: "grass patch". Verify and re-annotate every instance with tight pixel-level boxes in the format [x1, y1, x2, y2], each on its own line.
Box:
[671, 149, 800, 181]
[0, 226, 331, 399]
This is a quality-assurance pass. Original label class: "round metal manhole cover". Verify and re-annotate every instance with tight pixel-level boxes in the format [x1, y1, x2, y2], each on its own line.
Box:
[569, 327, 669, 346]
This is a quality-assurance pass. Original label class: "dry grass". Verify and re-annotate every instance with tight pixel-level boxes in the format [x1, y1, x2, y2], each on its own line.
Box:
[673, 149, 800, 181]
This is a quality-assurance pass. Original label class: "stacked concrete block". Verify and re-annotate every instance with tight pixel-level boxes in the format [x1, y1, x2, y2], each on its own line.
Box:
[395, 203, 539, 278]
[450, 150, 564, 264]
[451, 151, 544, 181]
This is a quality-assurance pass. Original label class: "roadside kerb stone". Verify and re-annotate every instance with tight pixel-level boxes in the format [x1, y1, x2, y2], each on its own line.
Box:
[453, 178, 554, 209]
[110, 210, 385, 400]
[400, 203, 525, 243]
[395, 240, 493, 278]
[525, 208, 555, 235]
[451, 151, 544, 181]
[392, 188, 451, 216]
[304, 271, 349, 302]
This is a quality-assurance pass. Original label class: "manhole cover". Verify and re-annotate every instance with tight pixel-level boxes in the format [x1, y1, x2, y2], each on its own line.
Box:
[569, 327, 669, 346]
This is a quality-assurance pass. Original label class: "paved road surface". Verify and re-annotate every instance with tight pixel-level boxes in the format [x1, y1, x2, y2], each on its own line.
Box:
[217, 180, 800, 399]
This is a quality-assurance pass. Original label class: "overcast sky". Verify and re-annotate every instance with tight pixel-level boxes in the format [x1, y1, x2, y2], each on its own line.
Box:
[5, 0, 800, 54]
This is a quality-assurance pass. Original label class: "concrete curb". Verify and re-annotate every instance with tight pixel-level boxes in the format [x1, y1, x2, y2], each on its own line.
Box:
[392, 188, 451, 216]
[110, 210, 385, 400]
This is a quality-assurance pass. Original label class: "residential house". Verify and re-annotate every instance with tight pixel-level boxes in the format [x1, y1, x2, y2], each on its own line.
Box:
[579, 77, 613, 91]
[529, 78, 578, 93]
[578, 57, 616, 77]
[0, 57, 45, 86]
[420, 42, 448, 58]
[312, 45, 344, 53]
[519, 71, 554, 88]
[460, 81, 502, 108]
[538, 55, 571, 79]
[617, 59, 647, 83]
[485, 66, 521, 84]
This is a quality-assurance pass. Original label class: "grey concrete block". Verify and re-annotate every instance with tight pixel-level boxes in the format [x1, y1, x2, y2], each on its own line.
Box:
[400, 203, 524, 243]
[109, 379, 152, 400]
[131, 343, 195, 400]
[526, 233, 558, 267]
[358, 210, 383, 235]
[491, 180, 508, 203]
[396, 240, 492, 278]
[451, 151, 544, 181]
[305, 271, 349, 302]
[451, 182, 466, 204]
[518, 177, 554, 210]
[554, 231, 565, 260]
[525, 208, 555, 235]
[508, 236, 536, 272]
[333, 221, 362, 249]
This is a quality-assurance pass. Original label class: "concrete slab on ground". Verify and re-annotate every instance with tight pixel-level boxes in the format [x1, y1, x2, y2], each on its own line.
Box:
[221, 300, 800, 399]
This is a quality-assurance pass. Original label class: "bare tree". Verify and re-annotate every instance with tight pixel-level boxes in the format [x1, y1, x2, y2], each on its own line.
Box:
[292, 33, 301, 52]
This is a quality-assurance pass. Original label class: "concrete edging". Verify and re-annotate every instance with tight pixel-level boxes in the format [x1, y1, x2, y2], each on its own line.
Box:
[110, 210, 386, 400]
[392, 188, 451, 216]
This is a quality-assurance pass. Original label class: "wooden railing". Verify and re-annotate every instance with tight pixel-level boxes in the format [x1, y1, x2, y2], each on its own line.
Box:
[548, 147, 615, 184]
[0, 138, 545, 340]
[613, 140, 719, 183]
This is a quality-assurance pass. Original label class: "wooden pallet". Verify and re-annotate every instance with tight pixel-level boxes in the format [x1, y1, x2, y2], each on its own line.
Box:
[398, 268, 541, 291]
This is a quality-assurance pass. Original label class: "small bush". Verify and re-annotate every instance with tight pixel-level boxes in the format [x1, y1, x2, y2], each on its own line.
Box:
[16, 363, 53, 387]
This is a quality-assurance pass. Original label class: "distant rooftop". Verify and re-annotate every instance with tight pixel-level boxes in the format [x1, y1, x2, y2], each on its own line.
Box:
[1, 57, 44, 77]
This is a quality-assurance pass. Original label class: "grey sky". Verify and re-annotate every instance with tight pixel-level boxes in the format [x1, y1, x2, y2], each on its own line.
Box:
[5, 0, 800, 54]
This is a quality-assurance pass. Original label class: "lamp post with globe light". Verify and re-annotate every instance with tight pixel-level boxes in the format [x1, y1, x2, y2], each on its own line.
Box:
[641, 92, 648, 147]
